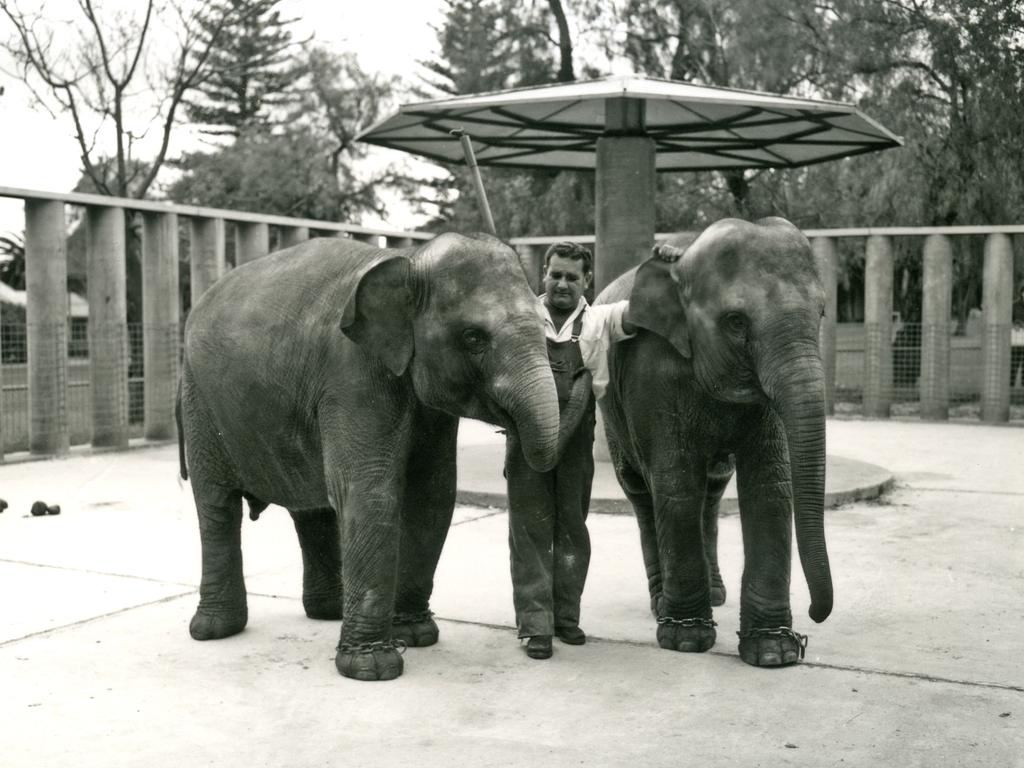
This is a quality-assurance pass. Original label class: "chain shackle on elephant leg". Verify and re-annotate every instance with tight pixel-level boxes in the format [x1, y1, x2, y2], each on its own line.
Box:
[737, 626, 806, 667]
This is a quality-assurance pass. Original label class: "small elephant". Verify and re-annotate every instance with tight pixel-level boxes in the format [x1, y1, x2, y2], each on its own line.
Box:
[597, 217, 832, 667]
[177, 234, 589, 681]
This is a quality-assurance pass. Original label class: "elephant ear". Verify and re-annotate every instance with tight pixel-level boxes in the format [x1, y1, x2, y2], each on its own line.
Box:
[629, 255, 691, 359]
[340, 254, 414, 376]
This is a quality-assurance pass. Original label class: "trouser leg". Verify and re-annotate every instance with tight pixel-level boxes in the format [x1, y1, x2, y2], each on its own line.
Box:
[552, 411, 595, 631]
[506, 442, 557, 638]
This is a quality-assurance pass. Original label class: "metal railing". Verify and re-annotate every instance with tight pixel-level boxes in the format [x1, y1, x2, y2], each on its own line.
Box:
[1, 184, 1021, 459]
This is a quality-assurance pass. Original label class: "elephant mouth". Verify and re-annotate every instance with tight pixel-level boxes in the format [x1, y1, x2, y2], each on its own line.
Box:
[714, 384, 765, 404]
[702, 368, 765, 405]
[482, 397, 515, 431]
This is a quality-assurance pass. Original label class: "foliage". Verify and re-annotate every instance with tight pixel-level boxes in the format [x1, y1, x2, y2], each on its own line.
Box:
[169, 46, 402, 221]
[0, 0, 232, 198]
[416, 0, 592, 236]
[184, 0, 306, 136]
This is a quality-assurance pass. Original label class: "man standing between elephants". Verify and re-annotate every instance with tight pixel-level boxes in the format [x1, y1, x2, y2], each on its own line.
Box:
[506, 241, 636, 660]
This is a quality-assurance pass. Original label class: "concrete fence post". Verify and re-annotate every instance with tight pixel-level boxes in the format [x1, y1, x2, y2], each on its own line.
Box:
[190, 217, 225, 302]
[920, 235, 953, 420]
[812, 236, 838, 415]
[385, 235, 413, 249]
[281, 226, 310, 249]
[86, 205, 129, 448]
[863, 235, 894, 418]
[142, 212, 180, 440]
[235, 222, 269, 266]
[981, 233, 1013, 422]
[25, 199, 70, 456]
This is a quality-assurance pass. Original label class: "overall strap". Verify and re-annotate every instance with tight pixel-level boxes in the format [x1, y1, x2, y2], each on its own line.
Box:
[570, 307, 585, 343]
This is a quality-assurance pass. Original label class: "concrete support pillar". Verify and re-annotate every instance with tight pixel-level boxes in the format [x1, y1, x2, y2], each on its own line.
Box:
[863, 235, 893, 418]
[24, 199, 70, 456]
[281, 226, 310, 249]
[595, 98, 656, 292]
[351, 232, 378, 245]
[981, 233, 1014, 422]
[812, 236, 838, 415]
[385, 235, 413, 249]
[190, 217, 225, 302]
[86, 206, 129, 448]
[920, 235, 953, 420]
[235, 221, 269, 266]
[142, 212, 180, 440]
[517, 244, 545, 295]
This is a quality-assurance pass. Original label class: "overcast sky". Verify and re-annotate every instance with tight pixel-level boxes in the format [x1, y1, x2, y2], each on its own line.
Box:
[0, 0, 445, 234]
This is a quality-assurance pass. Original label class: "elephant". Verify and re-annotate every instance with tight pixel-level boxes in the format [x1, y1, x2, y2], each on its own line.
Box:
[176, 233, 591, 681]
[596, 217, 832, 667]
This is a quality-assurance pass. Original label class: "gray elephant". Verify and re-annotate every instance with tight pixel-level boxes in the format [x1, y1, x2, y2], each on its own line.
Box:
[596, 217, 832, 667]
[177, 233, 589, 681]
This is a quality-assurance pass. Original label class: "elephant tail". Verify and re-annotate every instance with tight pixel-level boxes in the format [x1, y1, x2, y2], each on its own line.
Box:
[176, 376, 188, 481]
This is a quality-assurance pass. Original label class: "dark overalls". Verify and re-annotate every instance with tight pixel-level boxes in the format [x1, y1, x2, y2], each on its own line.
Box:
[507, 311, 597, 638]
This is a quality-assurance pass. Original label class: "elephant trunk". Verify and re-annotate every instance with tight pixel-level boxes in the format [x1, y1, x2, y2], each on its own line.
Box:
[759, 338, 833, 623]
[493, 355, 561, 473]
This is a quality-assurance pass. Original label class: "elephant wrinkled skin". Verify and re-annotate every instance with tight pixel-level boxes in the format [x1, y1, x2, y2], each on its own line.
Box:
[178, 234, 588, 681]
[597, 217, 833, 667]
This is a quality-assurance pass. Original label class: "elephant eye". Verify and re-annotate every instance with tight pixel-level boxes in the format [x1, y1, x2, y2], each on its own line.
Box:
[722, 312, 748, 336]
[461, 327, 489, 354]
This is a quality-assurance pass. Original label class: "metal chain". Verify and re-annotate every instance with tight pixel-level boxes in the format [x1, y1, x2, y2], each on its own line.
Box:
[336, 639, 407, 655]
[656, 616, 717, 628]
[736, 627, 809, 659]
[392, 609, 434, 625]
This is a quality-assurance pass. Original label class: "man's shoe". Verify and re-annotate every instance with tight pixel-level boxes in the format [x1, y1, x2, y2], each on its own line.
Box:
[555, 626, 586, 645]
[525, 635, 553, 659]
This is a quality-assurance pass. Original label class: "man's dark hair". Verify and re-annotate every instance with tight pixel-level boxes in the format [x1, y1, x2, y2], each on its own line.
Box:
[544, 241, 593, 275]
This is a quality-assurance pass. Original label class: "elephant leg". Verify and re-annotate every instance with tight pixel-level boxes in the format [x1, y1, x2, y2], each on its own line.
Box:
[289, 507, 343, 621]
[318, 404, 415, 682]
[183, 372, 248, 641]
[735, 414, 801, 667]
[605, 426, 661, 615]
[704, 453, 734, 607]
[189, 485, 248, 640]
[650, 461, 716, 653]
[392, 408, 458, 648]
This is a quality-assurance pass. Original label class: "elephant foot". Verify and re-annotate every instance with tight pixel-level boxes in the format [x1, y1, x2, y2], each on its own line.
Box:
[303, 594, 343, 621]
[391, 610, 438, 647]
[189, 606, 248, 641]
[710, 574, 727, 607]
[737, 627, 807, 667]
[656, 617, 716, 652]
[335, 640, 405, 681]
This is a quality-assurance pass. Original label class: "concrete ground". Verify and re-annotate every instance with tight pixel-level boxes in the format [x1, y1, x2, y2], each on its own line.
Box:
[0, 418, 1021, 767]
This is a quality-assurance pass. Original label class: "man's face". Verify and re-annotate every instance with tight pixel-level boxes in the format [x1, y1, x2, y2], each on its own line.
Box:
[543, 254, 590, 311]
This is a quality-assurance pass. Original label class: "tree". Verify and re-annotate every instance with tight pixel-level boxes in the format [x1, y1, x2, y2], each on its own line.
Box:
[416, 0, 600, 236]
[184, 0, 306, 136]
[170, 48, 404, 222]
[1, 0, 231, 198]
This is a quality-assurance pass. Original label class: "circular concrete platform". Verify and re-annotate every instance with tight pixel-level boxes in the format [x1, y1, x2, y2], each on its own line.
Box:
[455, 444, 894, 514]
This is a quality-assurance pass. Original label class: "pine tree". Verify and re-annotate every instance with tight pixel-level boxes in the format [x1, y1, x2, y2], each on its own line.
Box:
[186, 0, 306, 136]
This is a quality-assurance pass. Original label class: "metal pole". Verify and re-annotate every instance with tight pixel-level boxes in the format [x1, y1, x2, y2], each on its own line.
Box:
[451, 129, 497, 235]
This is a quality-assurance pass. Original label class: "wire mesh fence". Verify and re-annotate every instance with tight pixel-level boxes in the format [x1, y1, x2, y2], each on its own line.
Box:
[2, 313, 1022, 457]
[832, 321, 1024, 419]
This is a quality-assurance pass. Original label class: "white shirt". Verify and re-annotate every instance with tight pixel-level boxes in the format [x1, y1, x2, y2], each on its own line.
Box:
[536, 296, 633, 400]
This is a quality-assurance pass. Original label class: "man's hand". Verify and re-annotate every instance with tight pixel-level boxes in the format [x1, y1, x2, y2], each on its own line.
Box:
[652, 243, 686, 262]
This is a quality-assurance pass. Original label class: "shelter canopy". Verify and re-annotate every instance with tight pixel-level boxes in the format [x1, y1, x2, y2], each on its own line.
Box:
[358, 75, 902, 172]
